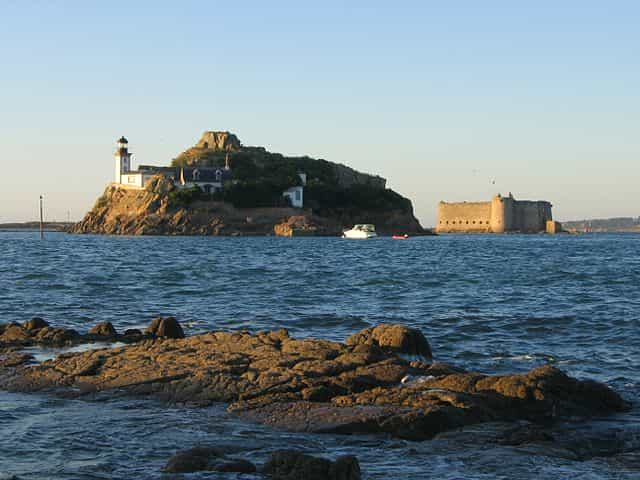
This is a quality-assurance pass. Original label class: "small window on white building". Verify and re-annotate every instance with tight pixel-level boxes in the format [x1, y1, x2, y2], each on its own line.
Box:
[295, 190, 301, 201]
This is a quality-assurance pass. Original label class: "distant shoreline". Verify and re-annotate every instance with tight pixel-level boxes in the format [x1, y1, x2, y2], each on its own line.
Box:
[0, 222, 72, 232]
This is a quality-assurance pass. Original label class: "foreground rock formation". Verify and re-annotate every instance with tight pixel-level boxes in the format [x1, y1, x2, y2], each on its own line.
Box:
[0, 320, 628, 445]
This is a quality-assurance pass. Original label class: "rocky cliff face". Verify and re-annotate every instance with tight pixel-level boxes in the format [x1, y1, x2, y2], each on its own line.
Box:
[70, 176, 424, 236]
[70, 176, 300, 236]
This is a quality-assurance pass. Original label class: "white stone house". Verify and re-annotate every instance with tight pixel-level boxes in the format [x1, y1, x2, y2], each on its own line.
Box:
[282, 173, 307, 208]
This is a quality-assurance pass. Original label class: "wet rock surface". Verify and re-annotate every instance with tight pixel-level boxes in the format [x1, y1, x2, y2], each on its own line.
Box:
[0, 317, 181, 350]
[144, 316, 184, 339]
[88, 321, 117, 337]
[0, 321, 80, 347]
[345, 324, 433, 362]
[163, 446, 257, 474]
[163, 447, 359, 478]
[263, 450, 361, 480]
[0, 320, 630, 443]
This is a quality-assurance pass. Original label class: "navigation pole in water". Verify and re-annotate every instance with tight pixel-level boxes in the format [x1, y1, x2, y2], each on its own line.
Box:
[39, 195, 44, 240]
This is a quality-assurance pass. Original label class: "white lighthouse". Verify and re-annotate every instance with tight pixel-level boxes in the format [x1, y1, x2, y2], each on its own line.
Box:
[114, 136, 132, 184]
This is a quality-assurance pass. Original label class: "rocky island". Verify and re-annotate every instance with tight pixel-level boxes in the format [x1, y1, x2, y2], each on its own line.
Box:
[0, 318, 629, 476]
[70, 132, 426, 236]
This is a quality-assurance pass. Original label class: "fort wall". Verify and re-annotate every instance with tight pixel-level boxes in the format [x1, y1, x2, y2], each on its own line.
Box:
[436, 194, 554, 233]
[437, 201, 492, 232]
[512, 200, 552, 232]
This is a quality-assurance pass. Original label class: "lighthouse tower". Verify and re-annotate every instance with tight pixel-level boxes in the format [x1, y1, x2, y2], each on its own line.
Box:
[114, 136, 132, 184]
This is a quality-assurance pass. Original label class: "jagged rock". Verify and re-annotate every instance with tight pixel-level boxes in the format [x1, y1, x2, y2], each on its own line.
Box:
[163, 446, 225, 473]
[345, 324, 432, 361]
[274, 216, 319, 237]
[262, 450, 360, 480]
[0, 320, 144, 349]
[1, 324, 29, 344]
[0, 352, 33, 368]
[216, 459, 257, 473]
[163, 446, 256, 474]
[145, 317, 184, 339]
[236, 401, 442, 441]
[123, 328, 142, 336]
[23, 318, 49, 331]
[88, 322, 117, 337]
[0, 323, 79, 347]
[35, 327, 80, 346]
[497, 422, 554, 446]
[144, 174, 175, 195]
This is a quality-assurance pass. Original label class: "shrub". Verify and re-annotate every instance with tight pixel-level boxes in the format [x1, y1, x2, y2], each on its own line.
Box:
[305, 184, 411, 213]
[167, 186, 203, 206]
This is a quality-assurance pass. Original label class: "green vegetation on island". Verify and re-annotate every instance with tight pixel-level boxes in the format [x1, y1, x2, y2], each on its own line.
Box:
[169, 133, 411, 214]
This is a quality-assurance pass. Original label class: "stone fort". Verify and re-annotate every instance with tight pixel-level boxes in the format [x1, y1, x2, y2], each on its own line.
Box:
[436, 193, 559, 233]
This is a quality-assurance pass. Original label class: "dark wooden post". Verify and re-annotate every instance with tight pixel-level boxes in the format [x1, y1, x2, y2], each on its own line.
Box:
[39, 195, 44, 240]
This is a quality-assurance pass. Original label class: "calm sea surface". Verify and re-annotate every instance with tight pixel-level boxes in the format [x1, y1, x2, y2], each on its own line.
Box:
[0, 231, 638, 479]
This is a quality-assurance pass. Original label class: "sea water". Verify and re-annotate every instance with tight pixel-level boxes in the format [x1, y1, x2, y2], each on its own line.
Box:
[0, 232, 638, 479]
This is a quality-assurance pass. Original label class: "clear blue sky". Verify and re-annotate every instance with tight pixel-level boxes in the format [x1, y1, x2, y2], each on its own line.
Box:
[1, 1, 638, 225]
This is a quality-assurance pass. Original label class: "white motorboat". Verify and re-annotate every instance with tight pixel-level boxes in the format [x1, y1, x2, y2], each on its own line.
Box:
[342, 224, 377, 239]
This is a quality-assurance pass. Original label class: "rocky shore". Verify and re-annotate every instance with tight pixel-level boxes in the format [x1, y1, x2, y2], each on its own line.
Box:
[69, 178, 426, 236]
[0, 318, 631, 476]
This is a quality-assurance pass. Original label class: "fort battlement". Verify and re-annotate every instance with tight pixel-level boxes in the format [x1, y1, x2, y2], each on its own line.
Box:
[436, 193, 555, 233]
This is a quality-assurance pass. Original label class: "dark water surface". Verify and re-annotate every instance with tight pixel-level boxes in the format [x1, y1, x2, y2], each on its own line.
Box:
[0, 232, 638, 479]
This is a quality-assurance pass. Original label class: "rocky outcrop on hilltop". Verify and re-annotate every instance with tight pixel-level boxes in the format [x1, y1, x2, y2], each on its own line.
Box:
[0, 320, 628, 443]
[195, 131, 242, 151]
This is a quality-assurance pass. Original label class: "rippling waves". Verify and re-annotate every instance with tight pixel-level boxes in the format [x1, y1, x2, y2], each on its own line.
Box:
[0, 232, 638, 479]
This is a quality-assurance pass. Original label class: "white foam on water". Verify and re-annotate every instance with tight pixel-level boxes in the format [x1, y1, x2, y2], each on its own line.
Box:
[23, 342, 127, 363]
